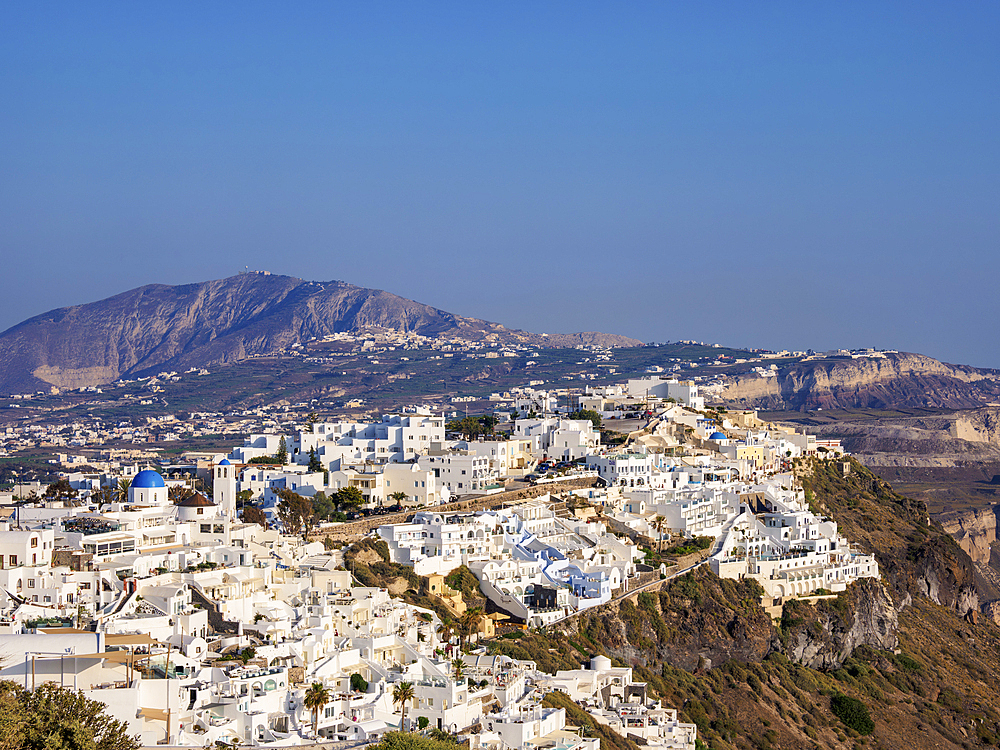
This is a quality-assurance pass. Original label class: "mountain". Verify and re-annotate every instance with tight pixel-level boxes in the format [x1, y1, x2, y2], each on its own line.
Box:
[0, 273, 642, 393]
[721, 352, 1000, 411]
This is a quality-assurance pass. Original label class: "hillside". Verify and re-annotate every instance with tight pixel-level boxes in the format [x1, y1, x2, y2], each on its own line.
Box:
[721, 353, 1000, 411]
[489, 459, 1000, 750]
[0, 274, 641, 393]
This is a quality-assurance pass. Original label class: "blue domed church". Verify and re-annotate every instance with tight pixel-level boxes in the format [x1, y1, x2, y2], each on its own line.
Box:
[129, 468, 169, 507]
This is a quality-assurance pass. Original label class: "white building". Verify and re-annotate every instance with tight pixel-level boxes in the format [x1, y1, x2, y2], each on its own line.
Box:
[512, 418, 600, 461]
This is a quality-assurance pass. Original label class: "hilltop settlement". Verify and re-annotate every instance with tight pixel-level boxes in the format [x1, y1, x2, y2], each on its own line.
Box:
[0, 374, 881, 750]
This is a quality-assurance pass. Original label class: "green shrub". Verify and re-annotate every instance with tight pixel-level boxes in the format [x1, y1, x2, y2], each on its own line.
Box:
[830, 694, 874, 735]
[893, 652, 923, 672]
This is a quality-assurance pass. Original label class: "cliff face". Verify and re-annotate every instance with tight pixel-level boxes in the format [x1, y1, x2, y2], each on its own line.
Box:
[722, 353, 1000, 411]
[941, 505, 1000, 566]
[0, 274, 642, 392]
[796, 407, 1000, 470]
[799, 459, 980, 616]
[781, 580, 898, 670]
[576, 569, 901, 673]
[570, 570, 777, 672]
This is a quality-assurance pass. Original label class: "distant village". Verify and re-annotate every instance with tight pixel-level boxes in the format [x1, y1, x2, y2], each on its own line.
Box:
[0, 360, 883, 750]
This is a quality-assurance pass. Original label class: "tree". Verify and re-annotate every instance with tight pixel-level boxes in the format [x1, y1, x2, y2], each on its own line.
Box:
[44, 479, 79, 506]
[91, 486, 117, 506]
[0, 679, 140, 750]
[371, 731, 458, 750]
[389, 491, 408, 507]
[567, 409, 602, 428]
[311, 491, 336, 521]
[436, 618, 456, 650]
[306, 411, 320, 432]
[303, 682, 331, 738]
[276, 488, 314, 538]
[653, 515, 666, 555]
[392, 682, 415, 730]
[447, 416, 483, 441]
[241, 505, 268, 528]
[480, 414, 499, 436]
[417, 717, 430, 731]
[168, 485, 195, 504]
[114, 478, 130, 504]
[830, 694, 874, 735]
[276, 436, 289, 465]
[451, 657, 464, 680]
[236, 489, 254, 507]
[350, 673, 368, 693]
[307, 447, 323, 473]
[457, 608, 484, 651]
[335, 485, 365, 512]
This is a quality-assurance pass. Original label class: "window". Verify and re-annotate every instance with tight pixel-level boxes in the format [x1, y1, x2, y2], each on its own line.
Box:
[197, 508, 204, 515]
[30, 537, 38, 548]
[8, 556, 14, 566]
[27, 579, 34, 588]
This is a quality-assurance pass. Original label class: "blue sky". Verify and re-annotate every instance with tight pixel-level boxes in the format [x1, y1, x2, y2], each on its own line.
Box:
[2, 2, 998, 366]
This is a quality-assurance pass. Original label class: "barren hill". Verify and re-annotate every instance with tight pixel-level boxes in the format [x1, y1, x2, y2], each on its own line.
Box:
[0, 273, 642, 393]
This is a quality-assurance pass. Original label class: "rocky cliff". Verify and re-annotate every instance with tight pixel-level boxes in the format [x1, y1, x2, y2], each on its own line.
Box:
[721, 352, 1000, 411]
[792, 407, 1000, 469]
[941, 505, 1000, 566]
[780, 580, 898, 670]
[799, 458, 980, 616]
[0, 274, 642, 393]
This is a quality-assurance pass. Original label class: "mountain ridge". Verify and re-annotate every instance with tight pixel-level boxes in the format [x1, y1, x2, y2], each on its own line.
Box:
[0, 273, 642, 393]
[721, 352, 1000, 411]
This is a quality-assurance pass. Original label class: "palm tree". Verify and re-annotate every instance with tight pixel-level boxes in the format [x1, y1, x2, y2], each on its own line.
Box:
[303, 682, 331, 738]
[389, 491, 408, 507]
[457, 607, 484, 651]
[436, 617, 456, 650]
[115, 478, 130, 503]
[452, 657, 464, 681]
[392, 681, 415, 730]
[653, 515, 666, 555]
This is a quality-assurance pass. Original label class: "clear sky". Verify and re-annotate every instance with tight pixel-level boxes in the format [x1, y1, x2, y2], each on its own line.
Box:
[2, 2, 998, 366]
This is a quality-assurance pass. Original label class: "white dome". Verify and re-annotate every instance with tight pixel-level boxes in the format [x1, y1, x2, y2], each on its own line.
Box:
[590, 655, 612, 671]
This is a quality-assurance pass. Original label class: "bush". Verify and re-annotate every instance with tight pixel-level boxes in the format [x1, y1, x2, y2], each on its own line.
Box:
[830, 694, 874, 735]
[350, 673, 368, 693]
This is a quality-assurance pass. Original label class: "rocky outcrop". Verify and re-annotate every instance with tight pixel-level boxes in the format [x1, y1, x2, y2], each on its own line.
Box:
[781, 580, 898, 670]
[722, 353, 1000, 411]
[0, 274, 642, 392]
[569, 569, 776, 672]
[912, 535, 980, 617]
[941, 505, 1000, 566]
